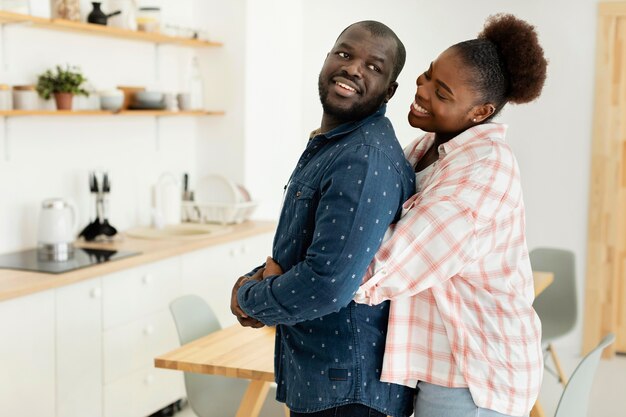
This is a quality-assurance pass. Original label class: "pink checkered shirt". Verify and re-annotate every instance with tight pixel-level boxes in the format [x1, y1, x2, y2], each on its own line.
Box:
[355, 123, 543, 416]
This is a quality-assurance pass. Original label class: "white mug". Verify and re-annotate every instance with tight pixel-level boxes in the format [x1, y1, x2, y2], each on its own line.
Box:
[177, 93, 192, 111]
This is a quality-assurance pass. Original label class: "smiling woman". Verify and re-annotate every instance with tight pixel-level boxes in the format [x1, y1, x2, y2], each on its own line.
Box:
[354, 13, 548, 417]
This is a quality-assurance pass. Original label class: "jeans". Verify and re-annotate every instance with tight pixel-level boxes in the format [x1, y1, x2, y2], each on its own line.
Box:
[290, 404, 387, 417]
[414, 382, 527, 417]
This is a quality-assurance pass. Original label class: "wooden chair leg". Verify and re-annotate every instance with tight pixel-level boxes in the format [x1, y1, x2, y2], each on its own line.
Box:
[548, 343, 569, 386]
[530, 400, 546, 417]
[284, 405, 290, 417]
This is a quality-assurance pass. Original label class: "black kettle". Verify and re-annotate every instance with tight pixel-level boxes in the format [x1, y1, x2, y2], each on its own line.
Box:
[87, 2, 121, 25]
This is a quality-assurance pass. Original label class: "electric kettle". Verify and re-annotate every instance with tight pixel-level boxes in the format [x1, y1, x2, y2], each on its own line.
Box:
[37, 198, 78, 261]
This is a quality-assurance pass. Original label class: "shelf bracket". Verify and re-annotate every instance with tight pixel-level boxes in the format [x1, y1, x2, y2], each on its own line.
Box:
[1, 23, 7, 71]
[2, 116, 10, 162]
[154, 43, 161, 85]
[0, 18, 31, 71]
[154, 116, 160, 151]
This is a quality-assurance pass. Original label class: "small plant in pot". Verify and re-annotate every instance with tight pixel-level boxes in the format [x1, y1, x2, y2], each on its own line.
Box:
[36, 65, 88, 111]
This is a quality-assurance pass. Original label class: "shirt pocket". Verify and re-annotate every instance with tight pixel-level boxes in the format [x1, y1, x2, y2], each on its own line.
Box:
[285, 181, 316, 238]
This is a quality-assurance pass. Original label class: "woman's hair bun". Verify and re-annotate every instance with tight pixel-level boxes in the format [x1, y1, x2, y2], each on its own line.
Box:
[478, 14, 547, 104]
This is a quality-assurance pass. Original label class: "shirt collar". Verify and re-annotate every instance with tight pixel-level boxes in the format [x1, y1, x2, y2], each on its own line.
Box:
[440, 123, 508, 156]
[406, 123, 508, 167]
[310, 104, 387, 140]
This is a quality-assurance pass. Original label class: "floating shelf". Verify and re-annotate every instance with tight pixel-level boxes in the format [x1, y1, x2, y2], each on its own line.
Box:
[0, 110, 225, 117]
[0, 10, 222, 47]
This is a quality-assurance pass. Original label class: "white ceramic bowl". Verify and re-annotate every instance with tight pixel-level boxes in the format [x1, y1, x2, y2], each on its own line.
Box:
[99, 94, 124, 111]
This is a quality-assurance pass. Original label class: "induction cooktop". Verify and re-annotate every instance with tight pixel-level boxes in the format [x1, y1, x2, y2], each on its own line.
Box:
[0, 247, 140, 274]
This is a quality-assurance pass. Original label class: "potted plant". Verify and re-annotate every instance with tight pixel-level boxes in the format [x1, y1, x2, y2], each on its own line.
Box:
[36, 64, 88, 110]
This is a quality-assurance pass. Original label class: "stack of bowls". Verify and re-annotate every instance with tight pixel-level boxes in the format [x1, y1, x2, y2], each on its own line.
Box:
[131, 91, 165, 110]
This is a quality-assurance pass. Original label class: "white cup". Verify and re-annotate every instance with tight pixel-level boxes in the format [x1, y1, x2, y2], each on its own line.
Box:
[177, 93, 191, 111]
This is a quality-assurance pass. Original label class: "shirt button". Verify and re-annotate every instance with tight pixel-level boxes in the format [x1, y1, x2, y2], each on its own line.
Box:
[296, 191, 302, 197]
[381, 269, 387, 275]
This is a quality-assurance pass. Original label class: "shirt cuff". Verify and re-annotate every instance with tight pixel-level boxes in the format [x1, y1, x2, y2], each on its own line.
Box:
[236, 279, 258, 318]
[355, 268, 389, 305]
[353, 287, 372, 305]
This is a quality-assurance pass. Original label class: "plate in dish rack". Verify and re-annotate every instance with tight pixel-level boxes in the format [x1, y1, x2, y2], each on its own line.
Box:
[195, 174, 241, 204]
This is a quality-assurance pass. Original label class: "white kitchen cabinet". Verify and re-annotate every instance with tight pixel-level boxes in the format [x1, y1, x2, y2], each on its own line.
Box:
[101, 256, 183, 417]
[104, 367, 184, 417]
[103, 309, 180, 384]
[181, 232, 273, 326]
[0, 291, 55, 417]
[55, 277, 103, 417]
[102, 257, 182, 330]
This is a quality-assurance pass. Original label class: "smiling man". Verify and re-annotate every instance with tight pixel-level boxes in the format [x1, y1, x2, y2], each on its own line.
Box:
[230, 21, 416, 417]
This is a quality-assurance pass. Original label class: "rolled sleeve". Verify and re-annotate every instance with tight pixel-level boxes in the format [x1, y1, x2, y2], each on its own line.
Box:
[238, 145, 406, 326]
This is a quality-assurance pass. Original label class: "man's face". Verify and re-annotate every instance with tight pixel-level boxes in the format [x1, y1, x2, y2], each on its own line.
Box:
[318, 25, 397, 124]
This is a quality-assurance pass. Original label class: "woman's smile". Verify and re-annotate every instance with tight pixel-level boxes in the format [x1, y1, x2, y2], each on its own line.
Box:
[410, 99, 430, 117]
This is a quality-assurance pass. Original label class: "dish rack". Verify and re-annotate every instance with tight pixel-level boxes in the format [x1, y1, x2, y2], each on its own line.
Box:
[181, 200, 259, 225]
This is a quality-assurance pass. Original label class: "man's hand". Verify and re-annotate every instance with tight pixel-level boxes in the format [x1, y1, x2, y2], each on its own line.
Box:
[263, 256, 284, 278]
[231, 267, 266, 328]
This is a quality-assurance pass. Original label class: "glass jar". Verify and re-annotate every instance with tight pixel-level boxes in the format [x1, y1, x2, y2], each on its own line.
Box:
[136, 7, 160, 33]
[13, 85, 39, 110]
[0, 0, 30, 14]
[50, 0, 80, 21]
[0, 84, 12, 110]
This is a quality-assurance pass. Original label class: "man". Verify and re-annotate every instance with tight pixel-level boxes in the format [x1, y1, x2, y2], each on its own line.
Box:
[231, 21, 416, 417]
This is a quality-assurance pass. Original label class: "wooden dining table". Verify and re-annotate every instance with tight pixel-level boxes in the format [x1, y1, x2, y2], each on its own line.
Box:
[155, 271, 554, 417]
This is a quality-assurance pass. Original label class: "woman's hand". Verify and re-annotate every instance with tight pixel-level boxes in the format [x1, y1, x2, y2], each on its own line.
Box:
[263, 256, 283, 278]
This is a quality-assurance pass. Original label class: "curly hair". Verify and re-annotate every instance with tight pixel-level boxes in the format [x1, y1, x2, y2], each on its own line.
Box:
[452, 14, 548, 120]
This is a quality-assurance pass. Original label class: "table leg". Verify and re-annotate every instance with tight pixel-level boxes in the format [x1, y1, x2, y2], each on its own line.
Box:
[530, 400, 546, 417]
[235, 380, 271, 417]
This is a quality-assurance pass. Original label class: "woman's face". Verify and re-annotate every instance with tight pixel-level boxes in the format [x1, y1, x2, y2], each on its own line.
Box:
[408, 47, 490, 136]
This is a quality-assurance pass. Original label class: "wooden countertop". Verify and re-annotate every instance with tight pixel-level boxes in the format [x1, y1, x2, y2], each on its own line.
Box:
[0, 221, 276, 302]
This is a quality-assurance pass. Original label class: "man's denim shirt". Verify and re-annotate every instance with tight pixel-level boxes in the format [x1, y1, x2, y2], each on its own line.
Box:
[238, 105, 416, 416]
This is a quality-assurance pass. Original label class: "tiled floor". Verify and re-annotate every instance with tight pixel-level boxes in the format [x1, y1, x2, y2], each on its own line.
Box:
[174, 351, 626, 417]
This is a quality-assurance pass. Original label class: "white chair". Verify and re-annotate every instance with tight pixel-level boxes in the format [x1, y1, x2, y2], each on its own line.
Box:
[530, 248, 578, 386]
[169, 294, 285, 417]
[553, 333, 615, 417]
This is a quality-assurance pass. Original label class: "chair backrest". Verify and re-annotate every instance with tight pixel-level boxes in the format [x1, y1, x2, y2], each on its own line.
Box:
[553, 333, 615, 417]
[169, 294, 249, 417]
[170, 294, 222, 345]
[530, 248, 577, 341]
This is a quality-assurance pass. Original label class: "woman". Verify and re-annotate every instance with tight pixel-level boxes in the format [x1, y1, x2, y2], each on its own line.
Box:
[266, 13, 547, 417]
[352, 13, 547, 417]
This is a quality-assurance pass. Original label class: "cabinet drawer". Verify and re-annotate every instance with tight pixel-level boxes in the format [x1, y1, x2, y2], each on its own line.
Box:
[103, 309, 180, 384]
[104, 366, 184, 417]
[102, 258, 181, 329]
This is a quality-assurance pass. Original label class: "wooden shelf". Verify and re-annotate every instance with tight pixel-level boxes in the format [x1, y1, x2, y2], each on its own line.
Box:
[0, 10, 222, 47]
[0, 110, 225, 117]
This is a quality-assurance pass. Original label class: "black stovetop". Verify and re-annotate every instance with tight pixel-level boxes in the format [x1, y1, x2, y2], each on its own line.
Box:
[0, 247, 140, 274]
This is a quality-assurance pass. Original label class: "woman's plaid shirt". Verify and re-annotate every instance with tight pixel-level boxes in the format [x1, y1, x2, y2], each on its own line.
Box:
[355, 123, 543, 416]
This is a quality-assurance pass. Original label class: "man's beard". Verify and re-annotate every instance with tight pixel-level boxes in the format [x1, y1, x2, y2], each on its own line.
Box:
[318, 75, 387, 123]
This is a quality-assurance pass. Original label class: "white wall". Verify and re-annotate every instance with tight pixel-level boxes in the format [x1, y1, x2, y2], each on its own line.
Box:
[246, 0, 598, 354]
[243, 0, 304, 220]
